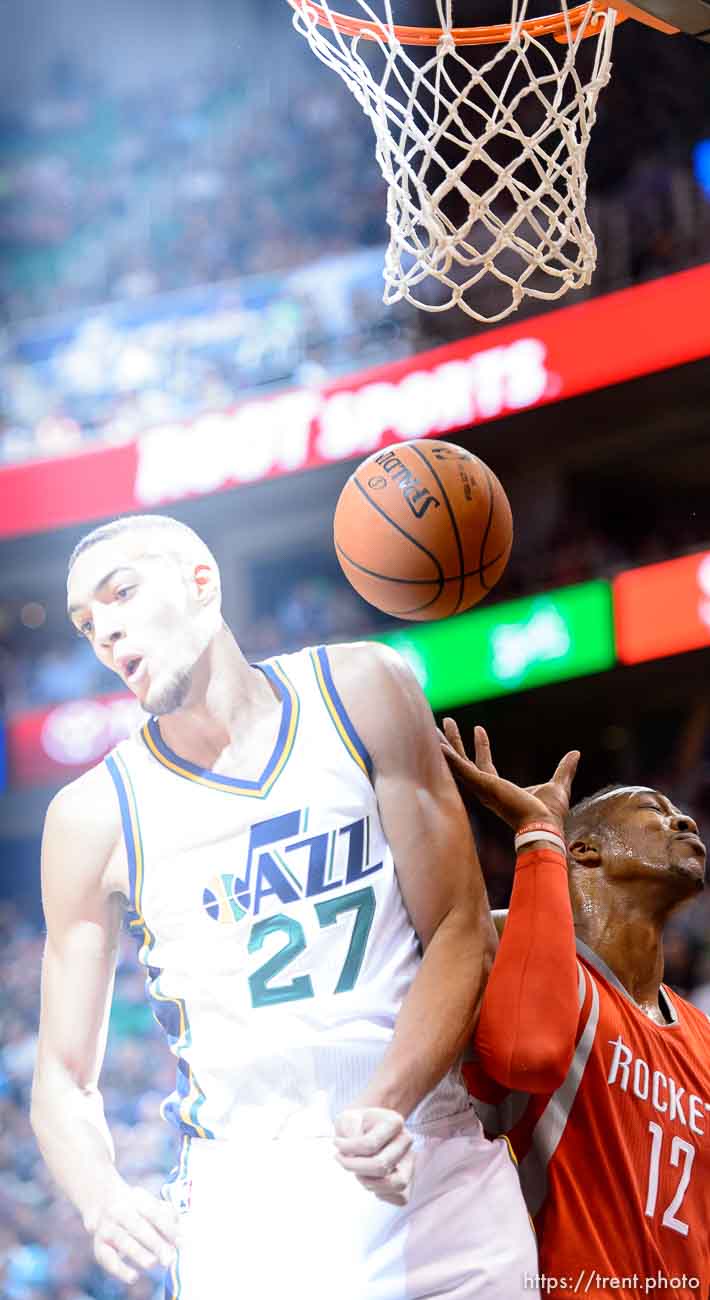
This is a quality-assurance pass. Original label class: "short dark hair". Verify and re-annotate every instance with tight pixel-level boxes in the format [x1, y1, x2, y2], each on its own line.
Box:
[67, 514, 215, 575]
[565, 783, 627, 841]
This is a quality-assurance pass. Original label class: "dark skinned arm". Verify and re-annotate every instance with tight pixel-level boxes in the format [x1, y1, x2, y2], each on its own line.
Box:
[441, 721, 581, 1093]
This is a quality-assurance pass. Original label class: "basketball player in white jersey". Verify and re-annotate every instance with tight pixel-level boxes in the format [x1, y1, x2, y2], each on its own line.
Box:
[31, 514, 536, 1300]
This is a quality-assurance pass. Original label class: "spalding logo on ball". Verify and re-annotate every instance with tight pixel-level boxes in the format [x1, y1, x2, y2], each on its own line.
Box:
[333, 439, 513, 621]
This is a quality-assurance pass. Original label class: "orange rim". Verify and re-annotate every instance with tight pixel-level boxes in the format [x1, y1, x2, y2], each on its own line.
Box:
[289, 0, 607, 45]
[288, 0, 677, 45]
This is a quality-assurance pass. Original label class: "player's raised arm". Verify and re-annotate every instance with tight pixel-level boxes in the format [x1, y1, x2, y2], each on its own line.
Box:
[441, 721, 581, 1091]
[31, 764, 179, 1285]
[328, 644, 497, 1128]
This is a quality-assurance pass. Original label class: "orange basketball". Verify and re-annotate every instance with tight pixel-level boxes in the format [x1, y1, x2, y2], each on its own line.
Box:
[333, 439, 513, 621]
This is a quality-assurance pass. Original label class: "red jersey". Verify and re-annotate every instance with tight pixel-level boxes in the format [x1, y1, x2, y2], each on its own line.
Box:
[465, 849, 710, 1299]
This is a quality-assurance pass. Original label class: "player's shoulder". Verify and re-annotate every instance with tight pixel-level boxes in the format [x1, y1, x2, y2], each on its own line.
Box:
[579, 948, 710, 1042]
[323, 640, 428, 730]
[263, 641, 408, 685]
[44, 760, 122, 845]
[42, 762, 126, 923]
[574, 948, 623, 1022]
[322, 639, 420, 698]
[321, 641, 434, 773]
[577, 943, 635, 1006]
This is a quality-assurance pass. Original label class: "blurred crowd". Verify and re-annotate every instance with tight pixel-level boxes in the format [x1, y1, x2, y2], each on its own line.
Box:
[1, 30, 709, 466]
[0, 43, 383, 326]
[0, 904, 176, 1300]
[0, 247, 411, 468]
[0, 43, 408, 465]
[2, 729, 709, 1297]
[0, 29, 414, 330]
[2, 19, 709, 329]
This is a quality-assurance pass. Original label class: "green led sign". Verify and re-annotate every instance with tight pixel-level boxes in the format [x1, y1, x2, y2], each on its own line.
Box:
[377, 580, 615, 710]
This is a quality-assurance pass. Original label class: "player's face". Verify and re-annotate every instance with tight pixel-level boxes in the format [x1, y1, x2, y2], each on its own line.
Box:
[600, 787, 706, 891]
[67, 537, 219, 715]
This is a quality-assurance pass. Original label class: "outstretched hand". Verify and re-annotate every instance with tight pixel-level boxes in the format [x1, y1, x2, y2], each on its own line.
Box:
[440, 720, 579, 834]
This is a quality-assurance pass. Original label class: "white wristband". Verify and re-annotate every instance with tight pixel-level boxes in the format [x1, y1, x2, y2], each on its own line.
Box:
[514, 830, 566, 854]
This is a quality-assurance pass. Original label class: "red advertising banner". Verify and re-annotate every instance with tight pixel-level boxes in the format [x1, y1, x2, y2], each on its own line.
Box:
[8, 693, 144, 787]
[1, 264, 709, 541]
[613, 550, 710, 665]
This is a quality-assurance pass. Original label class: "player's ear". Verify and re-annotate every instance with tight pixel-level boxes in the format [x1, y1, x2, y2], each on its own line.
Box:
[193, 563, 220, 603]
[567, 838, 602, 869]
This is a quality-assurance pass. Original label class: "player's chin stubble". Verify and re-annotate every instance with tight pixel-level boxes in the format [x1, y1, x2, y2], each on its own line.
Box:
[147, 667, 193, 716]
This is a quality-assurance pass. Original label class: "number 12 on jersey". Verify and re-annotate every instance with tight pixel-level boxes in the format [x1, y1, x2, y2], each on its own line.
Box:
[644, 1120, 695, 1236]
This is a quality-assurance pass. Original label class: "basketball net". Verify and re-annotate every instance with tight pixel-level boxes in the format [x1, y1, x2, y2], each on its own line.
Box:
[289, 0, 617, 321]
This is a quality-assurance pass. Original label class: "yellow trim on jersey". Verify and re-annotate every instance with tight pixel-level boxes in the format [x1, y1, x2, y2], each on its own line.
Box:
[140, 660, 300, 797]
[158, 1068, 211, 1141]
[500, 1134, 536, 1236]
[310, 649, 369, 777]
[502, 1133, 519, 1167]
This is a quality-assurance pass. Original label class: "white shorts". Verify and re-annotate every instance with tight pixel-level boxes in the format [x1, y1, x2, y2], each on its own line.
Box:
[165, 1110, 539, 1299]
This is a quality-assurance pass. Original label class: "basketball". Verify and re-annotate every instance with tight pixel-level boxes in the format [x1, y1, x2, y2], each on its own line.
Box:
[333, 439, 513, 621]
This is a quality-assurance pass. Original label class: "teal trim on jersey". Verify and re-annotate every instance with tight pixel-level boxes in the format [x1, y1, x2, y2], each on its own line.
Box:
[310, 646, 373, 777]
[104, 750, 214, 1141]
[140, 657, 300, 797]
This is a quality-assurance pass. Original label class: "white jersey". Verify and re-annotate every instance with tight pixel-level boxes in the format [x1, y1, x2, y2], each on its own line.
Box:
[106, 645, 470, 1144]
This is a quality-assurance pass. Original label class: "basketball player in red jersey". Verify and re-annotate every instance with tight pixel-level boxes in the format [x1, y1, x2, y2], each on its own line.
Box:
[441, 722, 710, 1300]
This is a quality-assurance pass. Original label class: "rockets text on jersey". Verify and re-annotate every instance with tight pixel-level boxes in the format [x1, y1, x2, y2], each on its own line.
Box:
[466, 941, 710, 1298]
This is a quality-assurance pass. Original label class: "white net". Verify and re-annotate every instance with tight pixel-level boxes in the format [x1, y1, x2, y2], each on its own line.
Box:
[289, 0, 617, 321]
